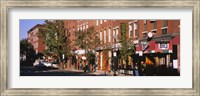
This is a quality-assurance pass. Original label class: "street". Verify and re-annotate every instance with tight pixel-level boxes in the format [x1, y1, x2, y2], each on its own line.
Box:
[20, 66, 113, 76]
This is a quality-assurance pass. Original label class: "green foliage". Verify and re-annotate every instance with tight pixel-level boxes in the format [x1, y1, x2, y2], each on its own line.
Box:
[75, 26, 100, 63]
[75, 26, 100, 50]
[38, 20, 70, 62]
[20, 39, 36, 66]
[120, 23, 136, 66]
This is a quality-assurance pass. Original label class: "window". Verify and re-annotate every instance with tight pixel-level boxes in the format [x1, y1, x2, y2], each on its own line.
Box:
[116, 28, 118, 36]
[133, 22, 138, 37]
[129, 23, 133, 38]
[104, 29, 107, 43]
[80, 26, 82, 31]
[152, 21, 157, 29]
[83, 23, 85, 30]
[152, 30, 156, 34]
[100, 20, 103, 24]
[142, 32, 147, 38]
[100, 31, 102, 42]
[86, 22, 88, 29]
[96, 20, 98, 26]
[113, 29, 116, 42]
[144, 20, 147, 24]
[108, 28, 111, 42]
[162, 20, 168, 27]
[144, 23, 147, 31]
[162, 28, 167, 34]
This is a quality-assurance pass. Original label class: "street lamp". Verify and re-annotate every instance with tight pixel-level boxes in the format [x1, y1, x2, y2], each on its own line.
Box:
[113, 35, 118, 76]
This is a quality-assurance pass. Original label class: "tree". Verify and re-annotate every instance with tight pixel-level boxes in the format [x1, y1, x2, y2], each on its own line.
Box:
[119, 23, 136, 71]
[75, 26, 100, 67]
[20, 39, 36, 66]
[38, 20, 70, 68]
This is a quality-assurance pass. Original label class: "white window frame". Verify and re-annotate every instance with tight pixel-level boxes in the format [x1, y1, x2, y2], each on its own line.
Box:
[104, 29, 107, 43]
[129, 22, 133, 38]
[100, 31, 102, 42]
[144, 20, 147, 24]
[133, 22, 137, 37]
[100, 20, 103, 24]
[96, 20, 99, 26]
[83, 23, 85, 30]
[113, 28, 116, 42]
[86, 22, 88, 29]
[108, 28, 111, 42]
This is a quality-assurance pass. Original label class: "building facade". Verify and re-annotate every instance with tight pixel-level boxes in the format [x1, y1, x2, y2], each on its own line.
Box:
[27, 24, 45, 54]
[63, 20, 180, 72]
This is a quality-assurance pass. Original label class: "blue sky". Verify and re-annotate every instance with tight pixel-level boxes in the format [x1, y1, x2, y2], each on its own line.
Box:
[20, 20, 45, 40]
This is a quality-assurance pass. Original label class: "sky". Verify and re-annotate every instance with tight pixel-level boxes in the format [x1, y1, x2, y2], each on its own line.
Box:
[20, 20, 45, 40]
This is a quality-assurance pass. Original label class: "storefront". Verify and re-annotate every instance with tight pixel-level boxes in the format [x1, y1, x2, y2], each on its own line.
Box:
[136, 35, 180, 70]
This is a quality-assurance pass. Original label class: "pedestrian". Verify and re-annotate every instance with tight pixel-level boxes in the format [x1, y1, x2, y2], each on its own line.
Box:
[80, 60, 83, 70]
[134, 63, 139, 76]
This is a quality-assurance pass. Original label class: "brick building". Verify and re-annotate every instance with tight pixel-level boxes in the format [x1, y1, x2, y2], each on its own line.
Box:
[63, 20, 180, 72]
[27, 24, 45, 54]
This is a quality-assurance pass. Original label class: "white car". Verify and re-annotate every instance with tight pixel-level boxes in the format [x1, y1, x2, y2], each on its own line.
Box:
[33, 59, 53, 69]
[43, 61, 52, 67]
[52, 62, 59, 69]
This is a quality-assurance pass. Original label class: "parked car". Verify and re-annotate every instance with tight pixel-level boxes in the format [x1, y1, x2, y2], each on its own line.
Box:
[33, 60, 48, 69]
[43, 61, 52, 67]
[33, 59, 53, 69]
[52, 62, 59, 69]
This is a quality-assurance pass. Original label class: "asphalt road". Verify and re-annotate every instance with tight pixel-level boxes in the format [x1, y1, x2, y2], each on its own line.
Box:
[20, 66, 111, 76]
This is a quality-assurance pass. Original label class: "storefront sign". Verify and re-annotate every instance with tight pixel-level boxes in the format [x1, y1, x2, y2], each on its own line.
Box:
[159, 43, 169, 50]
[141, 41, 149, 51]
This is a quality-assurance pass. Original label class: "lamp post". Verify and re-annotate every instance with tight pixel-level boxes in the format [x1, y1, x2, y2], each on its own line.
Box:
[113, 35, 118, 76]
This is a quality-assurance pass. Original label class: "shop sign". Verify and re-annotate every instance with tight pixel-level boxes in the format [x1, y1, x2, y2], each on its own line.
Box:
[141, 41, 149, 51]
[158, 42, 169, 50]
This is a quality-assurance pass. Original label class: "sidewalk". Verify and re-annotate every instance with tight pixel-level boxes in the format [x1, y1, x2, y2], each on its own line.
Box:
[62, 68, 127, 76]
[60, 68, 124, 76]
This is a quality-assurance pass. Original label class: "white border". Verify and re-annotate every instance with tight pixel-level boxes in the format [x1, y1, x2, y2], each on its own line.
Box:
[8, 8, 192, 88]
